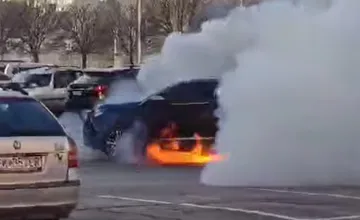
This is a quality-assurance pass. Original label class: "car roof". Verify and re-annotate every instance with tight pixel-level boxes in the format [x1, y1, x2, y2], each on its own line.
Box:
[83, 66, 140, 73]
[140, 78, 218, 100]
[0, 90, 30, 98]
[17, 66, 82, 75]
[177, 78, 218, 84]
[159, 78, 219, 91]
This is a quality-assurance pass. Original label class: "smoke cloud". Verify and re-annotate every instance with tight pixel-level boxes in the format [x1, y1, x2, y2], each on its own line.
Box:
[138, 0, 360, 186]
[104, 78, 144, 104]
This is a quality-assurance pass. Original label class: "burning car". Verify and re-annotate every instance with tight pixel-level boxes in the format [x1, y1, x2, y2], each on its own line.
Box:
[82, 78, 222, 165]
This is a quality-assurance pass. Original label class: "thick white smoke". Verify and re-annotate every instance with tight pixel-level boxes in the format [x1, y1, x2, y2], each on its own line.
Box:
[104, 78, 144, 104]
[59, 111, 105, 161]
[138, 0, 360, 186]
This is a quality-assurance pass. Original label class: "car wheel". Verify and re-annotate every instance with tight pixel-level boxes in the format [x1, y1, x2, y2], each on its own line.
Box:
[105, 120, 148, 164]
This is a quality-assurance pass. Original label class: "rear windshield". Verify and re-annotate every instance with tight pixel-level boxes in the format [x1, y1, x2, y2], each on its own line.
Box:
[79, 69, 139, 84]
[77, 72, 109, 84]
[0, 98, 66, 137]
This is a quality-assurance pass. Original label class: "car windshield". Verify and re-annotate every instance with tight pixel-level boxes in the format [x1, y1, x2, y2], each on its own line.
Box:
[0, 98, 65, 137]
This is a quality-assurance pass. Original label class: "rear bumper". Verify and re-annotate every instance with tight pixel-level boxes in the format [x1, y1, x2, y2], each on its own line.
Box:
[0, 180, 80, 219]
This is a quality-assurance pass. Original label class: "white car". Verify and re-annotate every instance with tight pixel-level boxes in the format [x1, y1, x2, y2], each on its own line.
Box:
[3, 62, 57, 78]
[11, 66, 83, 115]
[0, 88, 80, 219]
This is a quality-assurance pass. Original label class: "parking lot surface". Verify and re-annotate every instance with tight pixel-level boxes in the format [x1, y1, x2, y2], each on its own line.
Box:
[68, 161, 360, 220]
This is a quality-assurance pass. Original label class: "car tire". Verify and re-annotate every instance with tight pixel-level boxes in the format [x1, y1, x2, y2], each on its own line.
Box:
[105, 120, 148, 164]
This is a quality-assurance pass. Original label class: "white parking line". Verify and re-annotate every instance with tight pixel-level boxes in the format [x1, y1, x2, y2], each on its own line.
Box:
[249, 188, 360, 201]
[98, 195, 360, 220]
[315, 216, 360, 220]
[180, 202, 302, 220]
[98, 195, 301, 220]
[98, 195, 172, 205]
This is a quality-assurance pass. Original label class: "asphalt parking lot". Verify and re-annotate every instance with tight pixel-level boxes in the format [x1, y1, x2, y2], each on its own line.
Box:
[68, 161, 360, 220]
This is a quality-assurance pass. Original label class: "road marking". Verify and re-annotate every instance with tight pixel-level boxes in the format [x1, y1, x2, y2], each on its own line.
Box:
[185, 195, 221, 200]
[314, 216, 360, 220]
[98, 195, 172, 205]
[98, 195, 301, 220]
[98, 195, 360, 220]
[180, 203, 301, 220]
[250, 188, 360, 201]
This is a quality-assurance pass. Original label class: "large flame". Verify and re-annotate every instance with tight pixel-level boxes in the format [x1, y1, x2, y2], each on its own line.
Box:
[146, 123, 224, 166]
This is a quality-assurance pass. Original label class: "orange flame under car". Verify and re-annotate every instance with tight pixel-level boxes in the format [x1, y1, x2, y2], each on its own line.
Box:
[145, 123, 224, 166]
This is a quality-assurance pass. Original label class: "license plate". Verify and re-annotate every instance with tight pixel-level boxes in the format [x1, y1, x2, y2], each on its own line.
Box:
[0, 156, 43, 172]
[72, 91, 82, 96]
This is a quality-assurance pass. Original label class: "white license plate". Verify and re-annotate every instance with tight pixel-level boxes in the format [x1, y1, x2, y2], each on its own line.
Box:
[72, 91, 82, 96]
[0, 156, 43, 172]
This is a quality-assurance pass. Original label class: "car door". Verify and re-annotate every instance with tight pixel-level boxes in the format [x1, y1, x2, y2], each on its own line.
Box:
[140, 94, 172, 135]
[52, 71, 80, 110]
[23, 73, 54, 107]
[161, 81, 218, 133]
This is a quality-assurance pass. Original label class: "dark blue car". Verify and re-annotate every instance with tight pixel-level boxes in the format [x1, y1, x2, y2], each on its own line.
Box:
[82, 78, 219, 161]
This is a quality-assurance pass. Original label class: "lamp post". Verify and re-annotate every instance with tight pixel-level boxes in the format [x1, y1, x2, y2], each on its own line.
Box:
[137, 0, 142, 65]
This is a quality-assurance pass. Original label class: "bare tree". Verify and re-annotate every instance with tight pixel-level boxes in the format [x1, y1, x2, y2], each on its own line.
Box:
[60, 4, 108, 68]
[16, 2, 58, 62]
[0, 2, 21, 59]
[145, 0, 207, 35]
[106, 0, 144, 66]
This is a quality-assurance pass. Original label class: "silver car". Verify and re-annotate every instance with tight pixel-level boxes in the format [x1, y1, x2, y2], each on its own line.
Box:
[11, 66, 83, 115]
[0, 89, 80, 219]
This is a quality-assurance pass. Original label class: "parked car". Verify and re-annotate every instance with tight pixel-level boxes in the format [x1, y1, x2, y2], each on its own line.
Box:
[82, 78, 219, 162]
[65, 67, 139, 110]
[0, 87, 80, 220]
[11, 66, 83, 115]
[3, 62, 58, 78]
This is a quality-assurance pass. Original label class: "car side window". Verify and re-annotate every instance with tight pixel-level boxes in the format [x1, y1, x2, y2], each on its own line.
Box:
[159, 81, 218, 103]
[26, 74, 52, 87]
[54, 71, 78, 88]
